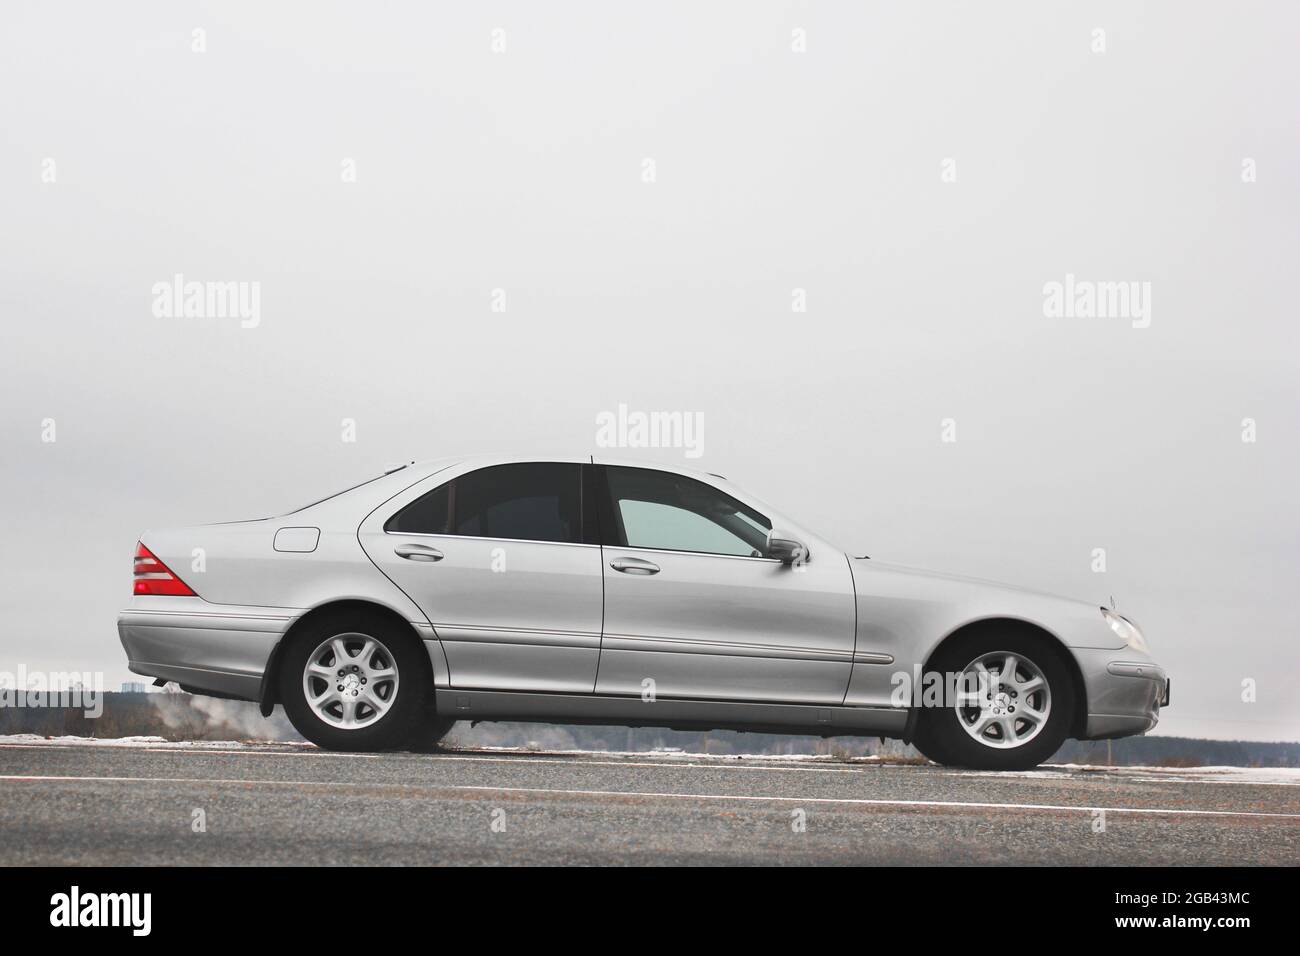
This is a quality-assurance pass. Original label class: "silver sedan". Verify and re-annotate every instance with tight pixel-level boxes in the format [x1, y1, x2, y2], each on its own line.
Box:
[118, 456, 1168, 770]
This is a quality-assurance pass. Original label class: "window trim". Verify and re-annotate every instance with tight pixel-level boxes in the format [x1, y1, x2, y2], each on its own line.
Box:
[381, 528, 600, 549]
[606, 542, 781, 563]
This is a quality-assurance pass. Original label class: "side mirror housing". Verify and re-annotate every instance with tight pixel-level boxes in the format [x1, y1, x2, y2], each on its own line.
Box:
[766, 530, 809, 566]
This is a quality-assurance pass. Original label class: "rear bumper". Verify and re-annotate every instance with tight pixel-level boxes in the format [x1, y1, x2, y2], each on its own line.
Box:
[118, 597, 296, 701]
[1073, 646, 1168, 740]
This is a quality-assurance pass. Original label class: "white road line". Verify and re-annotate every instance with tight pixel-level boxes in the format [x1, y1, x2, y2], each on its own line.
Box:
[1, 773, 1298, 820]
[440, 755, 877, 775]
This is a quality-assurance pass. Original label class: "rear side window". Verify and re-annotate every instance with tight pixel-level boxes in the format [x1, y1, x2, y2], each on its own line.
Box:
[386, 463, 582, 544]
[385, 483, 450, 535]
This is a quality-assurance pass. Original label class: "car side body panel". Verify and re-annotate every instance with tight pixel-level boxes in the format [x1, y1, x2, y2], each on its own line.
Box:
[596, 548, 857, 704]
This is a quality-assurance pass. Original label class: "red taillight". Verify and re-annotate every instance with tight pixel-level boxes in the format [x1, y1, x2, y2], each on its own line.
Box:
[133, 542, 197, 596]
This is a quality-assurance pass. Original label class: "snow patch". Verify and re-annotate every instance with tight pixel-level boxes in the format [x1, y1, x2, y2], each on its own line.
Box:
[461, 744, 893, 764]
[958, 763, 1300, 786]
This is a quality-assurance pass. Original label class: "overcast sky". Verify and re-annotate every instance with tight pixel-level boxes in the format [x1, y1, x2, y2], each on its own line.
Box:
[1, 2, 1296, 741]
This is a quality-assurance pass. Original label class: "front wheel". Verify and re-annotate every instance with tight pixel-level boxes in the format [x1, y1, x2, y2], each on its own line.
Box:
[279, 613, 432, 752]
[915, 632, 1075, 771]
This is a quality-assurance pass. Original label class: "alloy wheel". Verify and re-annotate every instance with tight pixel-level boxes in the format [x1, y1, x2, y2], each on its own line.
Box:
[301, 632, 400, 729]
[953, 650, 1052, 750]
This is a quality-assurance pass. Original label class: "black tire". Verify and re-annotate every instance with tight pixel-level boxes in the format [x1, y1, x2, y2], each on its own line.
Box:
[407, 717, 459, 752]
[910, 715, 956, 767]
[279, 611, 432, 752]
[915, 631, 1076, 771]
[428, 717, 457, 742]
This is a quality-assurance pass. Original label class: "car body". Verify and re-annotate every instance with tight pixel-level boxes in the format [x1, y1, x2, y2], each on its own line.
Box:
[118, 455, 1168, 769]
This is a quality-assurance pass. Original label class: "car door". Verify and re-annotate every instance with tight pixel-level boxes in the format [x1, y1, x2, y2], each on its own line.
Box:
[594, 465, 856, 704]
[360, 461, 604, 693]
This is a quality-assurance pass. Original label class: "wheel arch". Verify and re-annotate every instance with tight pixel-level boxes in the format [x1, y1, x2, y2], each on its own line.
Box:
[258, 598, 436, 717]
[920, 616, 1088, 739]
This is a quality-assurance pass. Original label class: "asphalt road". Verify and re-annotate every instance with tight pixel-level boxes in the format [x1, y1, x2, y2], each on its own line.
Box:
[1, 741, 1296, 865]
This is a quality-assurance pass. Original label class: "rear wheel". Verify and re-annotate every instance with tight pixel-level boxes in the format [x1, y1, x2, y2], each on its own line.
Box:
[279, 612, 432, 751]
[408, 716, 458, 752]
[915, 632, 1075, 771]
[428, 717, 457, 741]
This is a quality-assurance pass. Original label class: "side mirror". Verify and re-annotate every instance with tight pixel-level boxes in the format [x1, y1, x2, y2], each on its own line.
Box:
[766, 530, 809, 566]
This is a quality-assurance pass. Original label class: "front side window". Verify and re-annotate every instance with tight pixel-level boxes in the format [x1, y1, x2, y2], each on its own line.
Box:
[386, 463, 582, 544]
[604, 467, 771, 557]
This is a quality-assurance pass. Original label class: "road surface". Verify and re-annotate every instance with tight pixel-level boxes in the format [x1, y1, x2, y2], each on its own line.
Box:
[0, 739, 1296, 865]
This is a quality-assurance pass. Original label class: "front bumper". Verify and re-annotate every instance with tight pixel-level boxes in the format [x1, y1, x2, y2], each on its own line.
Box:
[118, 596, 295, 701]
[1072, 646, 1168, 740]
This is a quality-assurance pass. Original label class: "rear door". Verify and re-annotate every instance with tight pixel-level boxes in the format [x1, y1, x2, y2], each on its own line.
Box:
[594, 465, 856, 704]
[360, 462, 604, 693]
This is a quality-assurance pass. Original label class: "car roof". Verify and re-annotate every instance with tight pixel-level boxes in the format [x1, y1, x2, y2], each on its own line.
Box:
[404, 454, 728, 484]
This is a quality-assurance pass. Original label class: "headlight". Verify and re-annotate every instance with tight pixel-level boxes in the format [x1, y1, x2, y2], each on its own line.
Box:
[1102, 607, 1148, 653]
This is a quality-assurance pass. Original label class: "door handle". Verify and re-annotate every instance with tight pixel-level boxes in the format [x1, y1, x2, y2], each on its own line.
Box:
[395, 543, 444, 562]
[610, 556, 660, 575]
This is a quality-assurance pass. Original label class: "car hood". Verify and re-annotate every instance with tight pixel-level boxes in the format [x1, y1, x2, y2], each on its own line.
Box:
[856, 557, 1102, 612]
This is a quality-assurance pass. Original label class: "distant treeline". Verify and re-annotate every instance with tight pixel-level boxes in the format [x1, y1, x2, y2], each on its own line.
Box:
[1, 692, 1295, 768]
[1050, 735, 1299, 768]
[0, 691, 300, 742]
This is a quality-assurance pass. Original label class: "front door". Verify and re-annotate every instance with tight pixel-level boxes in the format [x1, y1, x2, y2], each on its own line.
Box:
[594, 465, 856, 704]
[361, 461, 603, 693]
